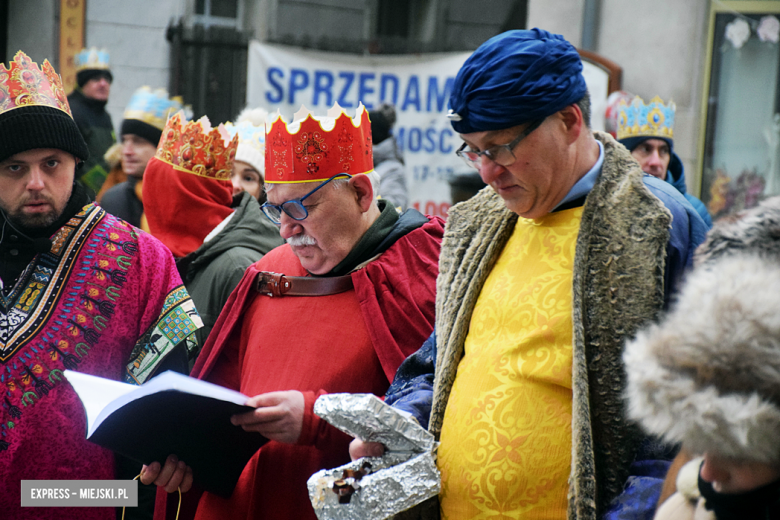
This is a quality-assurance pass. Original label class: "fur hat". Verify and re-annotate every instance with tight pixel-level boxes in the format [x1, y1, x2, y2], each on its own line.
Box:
[624, 252, 780, 464]
[695, 196, 780, 267]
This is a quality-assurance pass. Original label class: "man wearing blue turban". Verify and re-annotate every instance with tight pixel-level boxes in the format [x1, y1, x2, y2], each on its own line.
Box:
[351, 29, 710, 519]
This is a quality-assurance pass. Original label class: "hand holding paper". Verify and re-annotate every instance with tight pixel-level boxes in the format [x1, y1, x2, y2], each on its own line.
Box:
[231, 390, 305, 444]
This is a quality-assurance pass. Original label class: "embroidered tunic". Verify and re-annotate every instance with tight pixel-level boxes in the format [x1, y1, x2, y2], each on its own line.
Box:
[438, 207, 581, 519]
[0, 203, 201, 520]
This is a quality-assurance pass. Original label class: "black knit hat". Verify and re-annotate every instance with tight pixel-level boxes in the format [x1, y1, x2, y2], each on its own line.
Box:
[121, 118, 162, 147]
[0, 105, 89, 163]
[76, 69, 113, 89]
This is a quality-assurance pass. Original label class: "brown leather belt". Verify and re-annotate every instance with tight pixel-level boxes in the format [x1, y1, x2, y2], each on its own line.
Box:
[254, 271, 354, 297]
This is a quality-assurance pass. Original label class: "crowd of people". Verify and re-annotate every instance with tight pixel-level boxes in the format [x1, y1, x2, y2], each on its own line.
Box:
[0, 26, 778, 520]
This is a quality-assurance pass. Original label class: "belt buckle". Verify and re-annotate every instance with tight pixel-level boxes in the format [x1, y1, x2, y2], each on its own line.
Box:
[256, 272, 289, 297]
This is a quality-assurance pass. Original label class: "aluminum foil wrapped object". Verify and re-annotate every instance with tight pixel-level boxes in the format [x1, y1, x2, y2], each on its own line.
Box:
[307, 393, 440, 520]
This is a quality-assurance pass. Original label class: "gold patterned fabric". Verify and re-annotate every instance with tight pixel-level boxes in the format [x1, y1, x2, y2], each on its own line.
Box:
[438, 207, 583, 519]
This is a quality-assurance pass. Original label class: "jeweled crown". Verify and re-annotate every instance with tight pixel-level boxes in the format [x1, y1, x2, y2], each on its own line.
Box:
[225, 120, 265, 156]
[265, 103, 373, 183]
[124, 86, 187, 130]
[0, 51, 72, 117]
[75, 47, 110, 71]
[155, 111, 238, 181]
[617, 95, 676, 141]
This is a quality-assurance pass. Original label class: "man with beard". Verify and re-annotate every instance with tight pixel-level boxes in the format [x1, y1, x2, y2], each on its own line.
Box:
[0, 52, 201, 520]
[146, 105, 444, 520]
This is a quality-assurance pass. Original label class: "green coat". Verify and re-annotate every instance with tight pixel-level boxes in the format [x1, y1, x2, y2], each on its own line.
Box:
[178, 192, 285, 355]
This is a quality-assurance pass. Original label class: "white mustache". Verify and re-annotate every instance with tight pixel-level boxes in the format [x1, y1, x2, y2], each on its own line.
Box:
[286, 234, 317, 247]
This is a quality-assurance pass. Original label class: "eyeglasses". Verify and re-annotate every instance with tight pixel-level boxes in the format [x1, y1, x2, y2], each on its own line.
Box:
[261, 173, 352, 225]
[455, 118, 545, 169]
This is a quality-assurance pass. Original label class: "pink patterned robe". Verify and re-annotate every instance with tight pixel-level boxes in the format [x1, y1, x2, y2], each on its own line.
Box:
[0, 203, 201, 519]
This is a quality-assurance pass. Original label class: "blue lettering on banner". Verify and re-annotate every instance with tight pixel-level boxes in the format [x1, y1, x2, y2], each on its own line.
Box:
[264, 68, 457, 116]
[440, 128, 454, 154]
[358, 73, 376, 109]
[266, 67, 284, 103]
[313, 71, 334, 107]
[338, 72, 355, 108]
[402, 76, 421, 112]
[379, 74, 400, 106]
[289, 69, 310, 105]
[408, 127, 422, 152]
[412, 164, 455, 182]
[424, 128, 437, 153]
[396, 126, 456, 155]
[427, 77, 454, 112]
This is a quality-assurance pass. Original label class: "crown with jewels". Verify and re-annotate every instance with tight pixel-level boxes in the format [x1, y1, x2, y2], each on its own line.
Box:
[617, 95, 676, 141]
[265, 103, 373, 183]
[0, 51, 72, 117]
[75, 47, 110, 72]
[154, 111, 238, 181]
[124, 86, 188, 130]
[225, 109, 266, 176]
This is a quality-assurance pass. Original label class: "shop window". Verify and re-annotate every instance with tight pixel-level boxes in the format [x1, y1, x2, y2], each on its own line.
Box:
[700, 1, 780, 220]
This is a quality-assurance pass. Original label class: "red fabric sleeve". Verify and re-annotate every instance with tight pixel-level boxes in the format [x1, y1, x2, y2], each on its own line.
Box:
[352, 217, 444, 381]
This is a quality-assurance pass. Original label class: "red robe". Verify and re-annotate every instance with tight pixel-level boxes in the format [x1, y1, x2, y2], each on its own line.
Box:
[155, 216, 443, 520]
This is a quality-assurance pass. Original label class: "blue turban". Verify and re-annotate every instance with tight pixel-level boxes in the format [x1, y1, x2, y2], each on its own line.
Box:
[448, 29, 588, 134]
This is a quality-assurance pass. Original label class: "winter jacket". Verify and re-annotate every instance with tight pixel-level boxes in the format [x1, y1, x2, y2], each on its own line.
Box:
[373, 136, 408, 210]
[176, 192, 284, 351]
[668, 153, 713, 227]
[68, 88, 115, 194]
[100, 177, 144, 228]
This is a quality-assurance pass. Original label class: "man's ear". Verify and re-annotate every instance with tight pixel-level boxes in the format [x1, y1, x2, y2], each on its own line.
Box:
[559, 104, 584, 144]
[349, 174, 375, 213]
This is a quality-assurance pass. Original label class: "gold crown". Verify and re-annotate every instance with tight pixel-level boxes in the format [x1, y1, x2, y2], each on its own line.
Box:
[154, 112, 238, 181]
[0, 51, 72, 117]
[123, 86, 187, 130]
[75, 48, 110, 72]
[616, 95, 676, 141]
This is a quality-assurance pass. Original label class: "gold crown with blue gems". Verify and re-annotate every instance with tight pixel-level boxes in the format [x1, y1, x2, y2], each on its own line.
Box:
[75, 47, 110, 72]
[616, 95, 675, 141]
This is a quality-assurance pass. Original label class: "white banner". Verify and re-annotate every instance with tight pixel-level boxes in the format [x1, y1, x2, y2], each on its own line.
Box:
[247, 42, 611, 217]
[247, 42, 471, 218]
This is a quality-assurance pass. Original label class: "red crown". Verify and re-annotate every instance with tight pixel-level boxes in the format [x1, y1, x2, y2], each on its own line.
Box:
[0, 51, 72, 117]
[265, 104, 373, 183]
[154, 112, 238, 181]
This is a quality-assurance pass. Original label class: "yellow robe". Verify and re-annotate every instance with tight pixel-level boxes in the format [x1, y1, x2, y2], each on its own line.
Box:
[438, 207, 582, 519]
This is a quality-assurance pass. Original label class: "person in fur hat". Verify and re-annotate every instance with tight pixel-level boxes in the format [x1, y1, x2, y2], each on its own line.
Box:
[624, 251, 780, 519]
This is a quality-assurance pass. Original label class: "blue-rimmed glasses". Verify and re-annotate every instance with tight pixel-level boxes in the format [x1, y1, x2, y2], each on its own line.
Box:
[455, 118, 545, 169]
[261, 173, 352, 225]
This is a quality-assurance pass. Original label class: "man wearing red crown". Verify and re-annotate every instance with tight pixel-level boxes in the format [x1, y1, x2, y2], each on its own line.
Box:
[0, 52, 201, 520]
[145, 104, 444, 520]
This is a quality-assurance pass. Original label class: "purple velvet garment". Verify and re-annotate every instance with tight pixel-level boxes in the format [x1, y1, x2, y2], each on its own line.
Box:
[0, 204, 201, 519]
